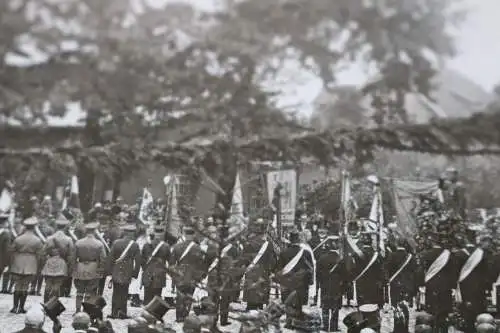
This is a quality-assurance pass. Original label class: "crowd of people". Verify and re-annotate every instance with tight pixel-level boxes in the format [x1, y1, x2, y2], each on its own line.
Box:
[0, 169, 499, 333]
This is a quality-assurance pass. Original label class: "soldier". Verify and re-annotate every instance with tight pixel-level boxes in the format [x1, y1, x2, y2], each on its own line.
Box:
[73, 222, 107, 313]
[419, 237, 457, 333]
[130, 224, 149, 307]
[95, 225, 110, 297]
[385, 240, 417, 333]
[61, 214, 79, 298]
[353, 240, 384, 309]
[142, 225, 171, 305]
[276, 228, 314, 327]
[107, 224, 141, 319]
[457, 236, 493, 333]
[241, 218, 277, 311]
[170, 226, 206, 322]
[316, 235, 344, 332]
[9, 216, 44, 314]
[0, 215, 13, 294]
[206, 226, 240, 326]
[41, 215, 75, 302]
[30, 209, 55, 296]
[312, 228, 328, 305]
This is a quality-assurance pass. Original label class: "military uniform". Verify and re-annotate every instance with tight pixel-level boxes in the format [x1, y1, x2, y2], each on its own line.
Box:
[142, 229, 171, 305]
[316, 238, 344, 332]
[107, 224, 141, 319]
[30, 220, 55, 296]
[0, 217, 13, 294]
[170, 227, 206, 322]
[420, 245, 457, 333]
[354, 245, 384, 307]
[41, 216, 75, 302]
[241, 224, 277, 311]
[95, 229, 110, 297]
[9, 217, 44, 313]
[73, 223, 107, 313]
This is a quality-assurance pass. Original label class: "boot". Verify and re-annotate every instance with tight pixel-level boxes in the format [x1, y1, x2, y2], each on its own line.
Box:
[75, 295, 83, 313]
[10, 291, 19, 313]
[322, 309, 331, 331]
[330, 309, 339, 332]
[18, 292, 27, 313]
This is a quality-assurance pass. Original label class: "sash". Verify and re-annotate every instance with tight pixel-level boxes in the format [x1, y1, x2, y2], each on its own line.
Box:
[34, 225, 47, 243]
[459, 248, 483, 282]
[352, 252, 378, 306]
[424, 249, 450, 283]
[208, 244, 233, 273]
[178, 241, 195, 264]
[68, 229, 78, 242]
[387, 254, 413, 306]
[347, 235, 364, 258]
[329, 263, 339, 274]
[246, 241, 269, 272]
[146, 241, 165, 265]
[116, 241, 134, 263]
[281, 246, 305, 275]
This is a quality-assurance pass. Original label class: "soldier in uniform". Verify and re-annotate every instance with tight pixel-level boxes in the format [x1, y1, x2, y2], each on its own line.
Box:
[41, 214, 75, 302]
[30, 207, 55, 296]
[385, 240, 417, 333]
[170, 226, 206, 322]
[276, 228, 314, 327]
[419, 237, 457, 333]
[241, 218, 277, 311]
[354, 240, 384, 309]
[95, 225, 110, 297]
[316, 235, 344, 332]
[0, 215, 13, 294]
[9, 216, 44, 314]
[141, 225, 171, 305]
[107, 224, 141, 319]
[457, 236, 493, 333]
[312, 228, 328, 305]
[73, 222, 107, 313]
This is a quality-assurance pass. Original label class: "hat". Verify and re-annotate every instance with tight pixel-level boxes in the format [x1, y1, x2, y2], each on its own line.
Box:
[55, 214, 70, 226]
[42, 296, 66, 322]
[476, 313, 495, 326]
[23, 216, 39, 226]
[153, 225, 165, 233]
[25, 306, 45, 327]
[476, 323, 496, 333]
[121, 224, 137, 232]
[85, 222, 100, 231]
[183, 226, 195, 235]
[415, 324, 432, 333]
[343, 311, 368, 333]
[72, 312, 91, 327]
[82, 296, 106, 318]
[415, 312, 434, 326]
[143, 296, 171, 322]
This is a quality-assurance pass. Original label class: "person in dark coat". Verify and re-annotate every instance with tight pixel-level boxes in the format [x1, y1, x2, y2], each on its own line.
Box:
[420, 241, 458, 333]
[385, 241, 417, 333]
[107, 224, 141, 319]
[141, 225, 170, 305]
[277, 228, 314, 327]
[457, 237, 494, 333]
[0, 215, 13, 293]
[10, 217, 44, 314]
[354, 242, 384, 307]
[312, 228, 328, 305]
[316, 235, 344, 332]
[41, 215, 75, 303]
[241, 218, 277, 311]
[170, 226, 206, 322]
[73, 222, 107, 313]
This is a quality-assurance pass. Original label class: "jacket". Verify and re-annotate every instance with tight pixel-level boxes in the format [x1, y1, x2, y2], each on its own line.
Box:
[170, 240, 206, 287]
[41, 230, 75, 277]
[73, 235, 107, 280]
[0, 227, 13, 272]
[141, 239, 170, 288]
[9, 230, 44, 275]
[316, 249, 345, 305]
[108, 237, 141, 284]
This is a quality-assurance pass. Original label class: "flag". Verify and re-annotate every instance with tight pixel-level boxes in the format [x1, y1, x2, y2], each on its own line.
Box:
[138, 187, 154, 224]
[229, 171, 246, 237]
[166, 175, 182, 238]
[62, 175, 80, 211]
[0, 186, 13, 214]
[341, 172, 358, 222]
[368, 182, 385, 255]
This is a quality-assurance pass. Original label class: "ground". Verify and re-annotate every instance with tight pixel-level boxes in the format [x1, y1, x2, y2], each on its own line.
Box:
[0, 281, 403, 333]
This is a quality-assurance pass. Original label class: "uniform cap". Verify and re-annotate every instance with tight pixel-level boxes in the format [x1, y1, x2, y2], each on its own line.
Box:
[121, 224, 137, 232]
[25, 306, 45, 326]
[476, 323, 496, 333]
[476, 313, 495, 325]
[23, 216, 39, 226]
[72, 312, 91, 326]
[85, 222, 100, 230]
[360, 329, 376, 333]
[55, 214, 70, 226]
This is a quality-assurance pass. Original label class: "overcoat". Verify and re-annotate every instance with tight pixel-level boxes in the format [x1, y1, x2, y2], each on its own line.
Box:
[10, 229, 44, 275]
[107, 237, 141, 284]
[141, 239, 170, 289]
[41, 230, 75, 277]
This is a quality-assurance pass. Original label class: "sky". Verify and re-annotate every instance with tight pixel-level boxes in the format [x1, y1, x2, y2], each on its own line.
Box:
[22, 0, 500, 124]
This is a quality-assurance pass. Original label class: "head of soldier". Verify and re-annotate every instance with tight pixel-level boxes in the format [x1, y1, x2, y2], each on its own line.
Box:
[23, 216, 38, 231]
[121, 224, 137, 238]
[153, 225, 165, 242]
[289, 229, 301, 244]
[54, 214, 70, 231]
[72, 312, 91, 331]
[326, 235, 339, 251]
[25, 306, 45, 329]
[446, 167, 458, 183]
[85, 222, 99, 235]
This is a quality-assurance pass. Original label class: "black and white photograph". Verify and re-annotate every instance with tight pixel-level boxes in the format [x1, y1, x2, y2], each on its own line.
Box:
[0, 0, 499, 332]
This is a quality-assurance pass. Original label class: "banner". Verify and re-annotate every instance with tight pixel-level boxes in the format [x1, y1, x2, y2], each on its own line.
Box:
[165, 175, 182, 238]
[390, 179, 440, 248]
[267, 169, 296, 225]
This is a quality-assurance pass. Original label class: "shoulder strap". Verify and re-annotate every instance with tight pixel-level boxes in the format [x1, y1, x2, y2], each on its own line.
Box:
[246, 241, 269, 272]
[116, 241, 134, 263]
[425, 249, 450, 283]
[389, 254, 413, 283]
[146, 241, 165, 265]
[208, 243, 233, 272]
[178, 241, 195, 264]
[459, 248, 484, 282]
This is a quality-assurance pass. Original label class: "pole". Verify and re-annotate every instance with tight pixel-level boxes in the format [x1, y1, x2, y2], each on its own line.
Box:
[276, 183, 282, 242]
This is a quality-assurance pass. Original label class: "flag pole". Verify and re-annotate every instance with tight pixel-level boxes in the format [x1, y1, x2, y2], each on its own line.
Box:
[340, 170, 346, 259]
